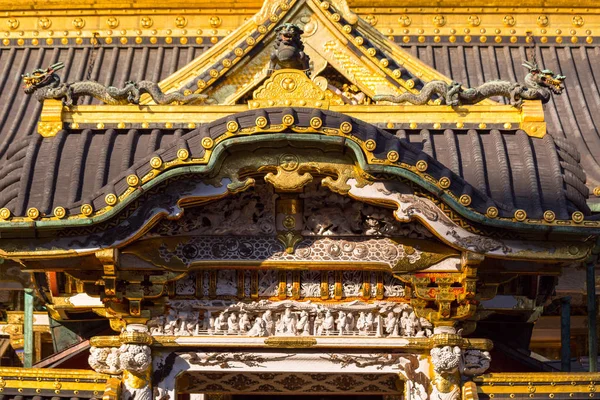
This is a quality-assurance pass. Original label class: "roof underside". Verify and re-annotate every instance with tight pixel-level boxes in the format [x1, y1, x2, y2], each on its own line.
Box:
[0, 39, 598, 223]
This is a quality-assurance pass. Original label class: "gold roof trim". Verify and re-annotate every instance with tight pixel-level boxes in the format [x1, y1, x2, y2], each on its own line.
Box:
[40, 98, 546, 138]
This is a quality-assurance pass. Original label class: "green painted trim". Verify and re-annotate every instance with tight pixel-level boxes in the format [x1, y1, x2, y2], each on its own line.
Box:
[0, 133, 598, 236]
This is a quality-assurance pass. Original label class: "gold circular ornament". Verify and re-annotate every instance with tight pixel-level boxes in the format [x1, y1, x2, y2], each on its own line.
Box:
[416, 160, 428, 172]
[365, 139, 376, 151]
[246, 37, 255, 46]
[486, 206, 499, 218]
[439, 177, 451, 189]
[514, 209, 527, 221]
[270, 14, 279, 23]
[593, 186, 600, 197]
[398, 15, 411, 27]
[387, 151, 399, 162]
[209, 69, 219, 78]
[27, 207, 40, 219]
[7, 18, 19, 30]
[343, 25, 352, 33]
[433, 14, 446, 27]
[105, 194, 118, 206]
[255, 116, 268, 128]
[127, 174, 140, 187]
[177, 149, 190, 160]
[201, 137, 214, 149]
[106, 17, 119, 29]
[234, 47, 244, 57]
[80, 204, 93, 216]
[379, 58, 389, 68]
[503, 15, 516, 27]
[226, 121, 239, 132]
[309, 117, 323, 129]
[283, 215, 296, 230]
[72, 17, 85, 29]
[543, 210, 556, 222]
[210, 16, 222, 28]
[571, 211, 584, 223]
[53, 206, 66, 218]
[257, 25, 267, 34]
[468, 15, 481, 27]
[320, 1, 330, 9]
[38, 17, 52, 30]
[340, 121, 352, 133]
[175, 16, 188, 28]
[537, 15, 549, 27]
[433, 122, 441, 129]
[572, 15, 585, 27]
[282, 114, 295, 126]
[459, 194, 472, 206]
[354, 36, 364, 46]
[0, 208, 11, 220]
[222, 59, 232, 68]
[150, 156, 163, 169]
[365, 14, 377, 26]
[330, 13, 341, 22]
[140, 16, 153, 29]
[367, 48, 376, 57]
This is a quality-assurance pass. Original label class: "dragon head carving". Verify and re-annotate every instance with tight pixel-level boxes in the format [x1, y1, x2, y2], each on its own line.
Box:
[523, 60, 565, 95]
[22, 62, 64, 94]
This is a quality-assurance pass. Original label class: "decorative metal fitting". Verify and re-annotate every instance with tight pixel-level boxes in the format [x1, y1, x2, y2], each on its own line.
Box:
[105, 194, 118, 206]
[53, 206, 66, 219]
[177, 149, 190, 160]
[81, 204, 94, 217]
[387, 151, 399, 162]
[126, 174, 140, 187]
[514, 209, 527, 221]
[486, 206, 499, 218]
[459, 194, 472, 206]
[149, 156, 163, 169]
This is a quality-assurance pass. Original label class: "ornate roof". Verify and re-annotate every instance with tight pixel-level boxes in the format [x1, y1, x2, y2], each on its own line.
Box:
[0, 0, 598, 261]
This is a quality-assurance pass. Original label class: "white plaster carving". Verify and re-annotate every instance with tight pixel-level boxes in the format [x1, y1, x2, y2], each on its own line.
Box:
[258, 270, 279, 297]
[147, 300, 431, 339]
[301, 182, 434, 239]
[216, 270, 237, 296]
[300, 270, 321, 297]
[462, 349, 491, 376]
[88, 326, 151, 375]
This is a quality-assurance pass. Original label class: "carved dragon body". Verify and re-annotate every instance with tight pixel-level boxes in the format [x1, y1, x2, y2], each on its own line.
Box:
[23, 62, 211, 106]
[374, 61, 565, 108]
[268, 23, 311, 76]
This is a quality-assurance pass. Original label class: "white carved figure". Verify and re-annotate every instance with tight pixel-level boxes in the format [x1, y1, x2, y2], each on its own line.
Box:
[263, 310, 275, 335]
[164, 309, 178, 335]
[385, 311, 399, 337]
[247, 316, 267, 337]
[214, 313, 227, 333]
[356, 312, 367, 335]
[227, 312, 239, 334]
[314, 311, 324, 335]
[239, 312, 252, 333]
[276, 307, 298, 336]
[346, 312, 356, 334]
[462, 349, 491, 376]
[336, 311, 347, 336]
[322, 310, 335, 335]
[296, 310, 310, 336]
